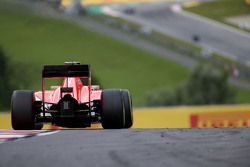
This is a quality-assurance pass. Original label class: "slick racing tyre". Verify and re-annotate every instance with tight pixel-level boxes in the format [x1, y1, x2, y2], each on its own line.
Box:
[11, 90, 38, 130]
[101, 89, 125, 129]
[35, 123, 44, 130]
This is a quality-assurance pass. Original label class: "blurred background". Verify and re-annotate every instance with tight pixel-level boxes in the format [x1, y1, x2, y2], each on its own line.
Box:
[1, 0, 250, 129]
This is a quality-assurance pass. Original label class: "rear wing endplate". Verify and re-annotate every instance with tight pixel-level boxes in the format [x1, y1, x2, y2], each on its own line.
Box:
[42, 64, 90, 78]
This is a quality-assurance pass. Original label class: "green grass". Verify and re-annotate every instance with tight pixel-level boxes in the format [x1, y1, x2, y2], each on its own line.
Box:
[0, 3, 190, 106]
[185, 0, 250, 29]
[235, 88, 250, 103]
[186, 0, 250, 20]
[211, 53, 238, 65]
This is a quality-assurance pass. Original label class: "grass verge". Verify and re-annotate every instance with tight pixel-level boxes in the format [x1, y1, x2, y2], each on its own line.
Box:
[185, 0, 250, 32]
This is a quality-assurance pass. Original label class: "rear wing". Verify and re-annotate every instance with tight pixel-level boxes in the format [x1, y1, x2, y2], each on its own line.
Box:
[42, 64, 90, 78]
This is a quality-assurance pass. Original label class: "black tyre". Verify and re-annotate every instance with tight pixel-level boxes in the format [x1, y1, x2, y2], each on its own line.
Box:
[11, 90, 37, 130]
[121, 90, 133, 128]
[101, 89, 125, 129]
[35, 123, 44, 130]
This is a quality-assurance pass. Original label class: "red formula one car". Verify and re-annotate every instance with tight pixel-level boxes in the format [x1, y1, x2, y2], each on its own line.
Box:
[11, 62, 133, 130]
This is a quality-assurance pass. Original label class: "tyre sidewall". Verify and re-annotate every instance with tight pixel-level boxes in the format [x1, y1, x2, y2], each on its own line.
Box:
[122, 89, 133, 128]
[11, 90, 36, 130]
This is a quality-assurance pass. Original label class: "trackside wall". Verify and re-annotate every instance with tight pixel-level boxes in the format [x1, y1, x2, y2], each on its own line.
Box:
[1, 105, 250, 129]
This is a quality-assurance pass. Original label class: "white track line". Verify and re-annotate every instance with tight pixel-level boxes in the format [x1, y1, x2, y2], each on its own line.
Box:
[36, 130, 59, 136]
[0, 130, 59, 144]
[0, 134, 27, 138]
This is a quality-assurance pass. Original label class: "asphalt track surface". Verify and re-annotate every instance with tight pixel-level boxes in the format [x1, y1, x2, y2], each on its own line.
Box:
[0, 129, 250, 167]
[117, 4, 250, 63]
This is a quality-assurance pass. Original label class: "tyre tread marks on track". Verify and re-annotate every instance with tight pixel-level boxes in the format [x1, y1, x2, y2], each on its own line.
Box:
[0, 130, 58, 144]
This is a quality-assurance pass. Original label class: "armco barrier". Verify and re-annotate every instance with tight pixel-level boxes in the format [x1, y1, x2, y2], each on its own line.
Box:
[1, 105, 250, 129]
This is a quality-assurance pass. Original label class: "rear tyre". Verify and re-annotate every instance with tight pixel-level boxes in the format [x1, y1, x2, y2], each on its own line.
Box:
[11, 90, 37, 130]
[35, 123, 44, 130]
[101, 89, 125, 129]
[121, 90, 133, 128]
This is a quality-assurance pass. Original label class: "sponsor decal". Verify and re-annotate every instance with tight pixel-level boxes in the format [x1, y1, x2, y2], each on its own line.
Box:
[190, 111, 250, 128]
